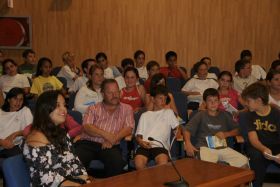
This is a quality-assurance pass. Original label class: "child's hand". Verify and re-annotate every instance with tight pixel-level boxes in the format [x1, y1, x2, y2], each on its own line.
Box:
[215, 132, 226, 139]
[0, 139, 14, 149]
[263, 148, 273, 160]
[184, 142, 198, 157]
[139, 140, 152, 149]
[275, 154, 280, 164]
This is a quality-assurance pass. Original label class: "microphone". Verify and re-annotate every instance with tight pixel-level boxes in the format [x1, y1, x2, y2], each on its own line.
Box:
[148, 137, 189, 187]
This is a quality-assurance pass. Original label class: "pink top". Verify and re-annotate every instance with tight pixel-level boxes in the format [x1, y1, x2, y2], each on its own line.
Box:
[81, 102, 135, 144]
[219, 88, 239, 111]
[23, 114, 82, 138]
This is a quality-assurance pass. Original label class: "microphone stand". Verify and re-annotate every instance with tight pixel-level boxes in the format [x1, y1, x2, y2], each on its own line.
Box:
[148, 137, 189, 187]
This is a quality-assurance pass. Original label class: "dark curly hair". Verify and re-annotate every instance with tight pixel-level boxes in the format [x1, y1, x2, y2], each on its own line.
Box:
[31, 90, 67, 153]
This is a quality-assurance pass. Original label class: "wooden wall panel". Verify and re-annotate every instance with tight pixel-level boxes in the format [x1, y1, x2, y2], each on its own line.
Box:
[0, 0, 279, 73]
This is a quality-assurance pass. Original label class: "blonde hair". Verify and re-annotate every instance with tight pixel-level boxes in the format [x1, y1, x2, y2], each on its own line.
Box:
[62, 51, 75, 63]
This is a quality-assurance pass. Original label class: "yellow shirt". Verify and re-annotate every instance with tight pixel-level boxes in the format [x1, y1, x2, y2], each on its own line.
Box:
[30, 76, 63, 95]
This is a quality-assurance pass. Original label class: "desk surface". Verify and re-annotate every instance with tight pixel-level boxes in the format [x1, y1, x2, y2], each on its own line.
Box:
[84, 158, 254, 187]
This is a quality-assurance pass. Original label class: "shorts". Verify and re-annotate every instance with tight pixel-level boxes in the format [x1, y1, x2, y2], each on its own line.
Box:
[135, 147, 168, 160]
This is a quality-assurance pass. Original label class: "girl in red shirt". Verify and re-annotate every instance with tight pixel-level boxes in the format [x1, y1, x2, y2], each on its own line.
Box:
[120, 67, 146, 112]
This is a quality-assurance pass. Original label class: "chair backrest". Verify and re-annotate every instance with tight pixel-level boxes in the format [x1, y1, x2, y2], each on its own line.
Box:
[208, 66, 220, 77]
[68, 92, 77, 110]
[172, 91, 188, 123]
[51, 66, 62, 76]
[2, 154, 30, 187]
[67, 110, 83, 125]
[139, 78, 145, 85]
[166, 77, 182, 93]
[57, 76, 67, 89]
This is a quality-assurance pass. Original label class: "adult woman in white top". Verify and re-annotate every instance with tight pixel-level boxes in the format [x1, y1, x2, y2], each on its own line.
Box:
[74, 65, 104, 114]
[0, 87, 33, 158]
[181, 61, 219, 104]
[266, 69, 280, 108]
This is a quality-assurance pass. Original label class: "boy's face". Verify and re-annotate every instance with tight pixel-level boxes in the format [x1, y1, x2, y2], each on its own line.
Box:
[25, 52, 36, 64]
[268, 73, 280, 91]
[148, 65, 160, 77]
[166, 56, 177, 68]
[205, 96, 219, 112]
[245, 98, 261, 112]
[136, 54, 145, 67]
[153, 94, 167, 108]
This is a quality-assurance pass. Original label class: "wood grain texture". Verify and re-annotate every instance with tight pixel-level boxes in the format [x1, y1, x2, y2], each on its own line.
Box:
[1, 0, 279, 73]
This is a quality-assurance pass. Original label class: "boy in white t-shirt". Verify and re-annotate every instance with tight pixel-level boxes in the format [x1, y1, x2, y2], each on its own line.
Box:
[134, 85, 179, 170]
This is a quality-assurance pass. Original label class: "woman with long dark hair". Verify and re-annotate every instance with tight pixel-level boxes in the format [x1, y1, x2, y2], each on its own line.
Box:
[23, 90, 88, 186]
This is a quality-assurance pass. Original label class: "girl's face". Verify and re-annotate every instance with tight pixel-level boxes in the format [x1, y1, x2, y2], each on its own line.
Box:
[8, 94, 24, 112]
[153, 94, 167, 108]
[49, 95, 67, 125]
[124, 71, 138, 88]
[269, 73, 280, 91]
[91, 68, 104, 86]
[4, 62, 17, 76]
[41, 61, 52, 76]
[135, 54, 145, 67]
[218, 75, 232, 89]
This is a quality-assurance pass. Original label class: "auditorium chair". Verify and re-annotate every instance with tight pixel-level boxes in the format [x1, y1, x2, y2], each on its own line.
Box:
[2, 154, 30, 187]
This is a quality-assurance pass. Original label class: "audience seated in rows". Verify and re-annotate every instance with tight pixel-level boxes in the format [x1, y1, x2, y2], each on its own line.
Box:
[0, 88, 33, 159]
[120, 67, 146, 112]
[135, 85, 179, 170]
[69, 58, 96, 93]
[23, 91, 89, 186]
[1, 49, 280, 185]
[74, 65, 104, 114]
